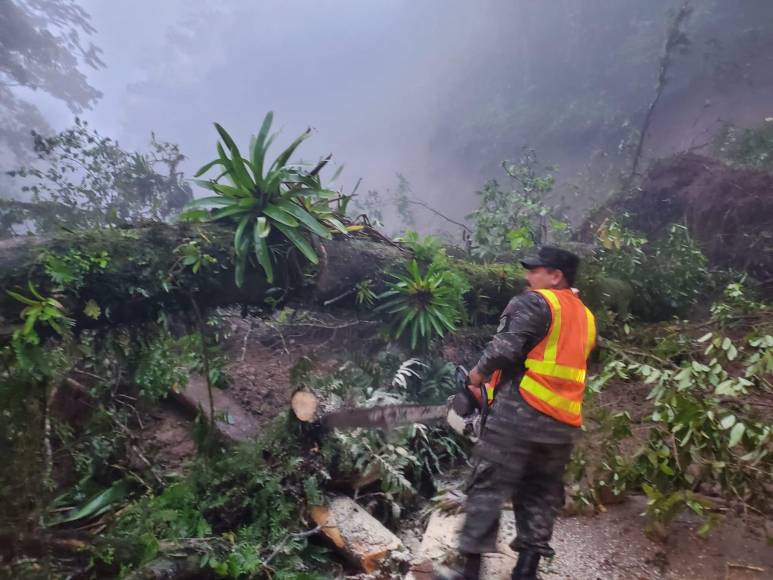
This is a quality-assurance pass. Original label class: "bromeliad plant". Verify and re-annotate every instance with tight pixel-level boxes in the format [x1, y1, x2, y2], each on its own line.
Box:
[182, 112, 348, 286]
[7, 282, 74, 344]
[376, 260, 459, 351]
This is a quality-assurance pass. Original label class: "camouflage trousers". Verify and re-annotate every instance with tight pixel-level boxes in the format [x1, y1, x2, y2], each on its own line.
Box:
[458, 441, 573, 557]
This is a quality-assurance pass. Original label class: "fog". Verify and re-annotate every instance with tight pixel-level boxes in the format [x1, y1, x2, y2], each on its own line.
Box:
[4, 0, 773, 231]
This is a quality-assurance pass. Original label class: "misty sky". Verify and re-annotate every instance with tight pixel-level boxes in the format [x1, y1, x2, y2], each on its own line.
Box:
[28, 0, 500, 223]
[15, 0, 773, 231]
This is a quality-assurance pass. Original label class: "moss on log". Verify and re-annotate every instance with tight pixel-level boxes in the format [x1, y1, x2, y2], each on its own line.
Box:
[452, 260, 527, 313]
[0, 223, 255, 328]
[0, 223, 529, 331]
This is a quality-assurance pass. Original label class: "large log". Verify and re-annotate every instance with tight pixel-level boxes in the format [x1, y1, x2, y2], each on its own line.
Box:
[0, 224, 406, 329]
[0, 223, 526, 330]
[0, 222, 246, 328]
[309, 495, 403, 573]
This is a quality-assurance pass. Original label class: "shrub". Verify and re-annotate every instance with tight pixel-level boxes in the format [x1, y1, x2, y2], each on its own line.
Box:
[182, 112, 348, 286]
[584, 281, 772, 532]
[594, 219, 707, 320]
[376, 260, 460, 352]
[466, 148, 568, 260]
[715, 121, 773, 171]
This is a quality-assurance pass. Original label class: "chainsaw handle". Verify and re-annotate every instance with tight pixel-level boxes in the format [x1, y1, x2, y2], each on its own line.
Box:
[451, 366, 476, 417]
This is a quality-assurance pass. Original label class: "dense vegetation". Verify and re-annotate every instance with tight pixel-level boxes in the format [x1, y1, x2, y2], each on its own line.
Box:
[2, 122, 770, 576]
[2, 1, 772, 577]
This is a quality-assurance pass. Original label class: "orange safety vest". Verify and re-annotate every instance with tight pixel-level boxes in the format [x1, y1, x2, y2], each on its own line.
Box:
[485, 289, 596, 427]
[520, 288, 595, 426]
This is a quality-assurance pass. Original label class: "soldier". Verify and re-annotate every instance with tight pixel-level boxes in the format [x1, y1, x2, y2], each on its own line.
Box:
[437, 246, 596, 580]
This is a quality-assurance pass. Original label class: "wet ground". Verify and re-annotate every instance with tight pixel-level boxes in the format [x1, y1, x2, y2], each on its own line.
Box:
[135, 310, 772, 579]
[411, 496, 771, 579]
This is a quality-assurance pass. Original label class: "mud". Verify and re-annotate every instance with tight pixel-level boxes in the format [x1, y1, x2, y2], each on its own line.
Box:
[137, 408, 196, 476]
[219, 308, 382, 424]
[585, 153, 773, 282]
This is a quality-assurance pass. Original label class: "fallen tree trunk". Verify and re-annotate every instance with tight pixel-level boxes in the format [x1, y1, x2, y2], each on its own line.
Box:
[0, 222, 525, 330]
[0, 223, 401, 327]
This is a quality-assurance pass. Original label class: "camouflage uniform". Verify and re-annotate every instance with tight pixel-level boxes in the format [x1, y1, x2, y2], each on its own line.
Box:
[459, 291, 578, 558]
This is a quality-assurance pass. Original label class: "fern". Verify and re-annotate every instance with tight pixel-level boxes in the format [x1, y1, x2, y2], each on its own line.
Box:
[391, 357, 425, 391]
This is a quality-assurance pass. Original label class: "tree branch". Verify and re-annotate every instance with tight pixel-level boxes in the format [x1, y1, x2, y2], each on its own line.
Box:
[402, 198, 471, 233]
[629, 1, 692, 183]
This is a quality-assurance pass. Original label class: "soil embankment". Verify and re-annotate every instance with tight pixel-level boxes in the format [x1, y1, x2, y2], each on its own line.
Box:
[584, 153, 773, 282]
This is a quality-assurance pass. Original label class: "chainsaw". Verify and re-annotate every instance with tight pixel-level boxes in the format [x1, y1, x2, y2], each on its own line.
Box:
[315, 366, 490, 440]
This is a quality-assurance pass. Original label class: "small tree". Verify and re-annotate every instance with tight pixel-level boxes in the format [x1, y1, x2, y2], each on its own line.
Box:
[3, 118, 192, 236]
[467, 148, 568, 260]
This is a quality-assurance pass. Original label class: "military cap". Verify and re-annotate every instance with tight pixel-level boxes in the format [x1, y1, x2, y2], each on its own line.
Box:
[520, 246, 580, 285]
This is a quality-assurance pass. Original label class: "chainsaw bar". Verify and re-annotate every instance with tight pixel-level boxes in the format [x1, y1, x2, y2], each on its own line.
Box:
[320, 403, 448, 431]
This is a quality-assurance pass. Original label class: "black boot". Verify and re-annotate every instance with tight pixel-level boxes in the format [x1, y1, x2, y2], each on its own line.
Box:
[461, 553, 482, 579]
[432, 553, 481, 580]
[511, 550, 540, 580]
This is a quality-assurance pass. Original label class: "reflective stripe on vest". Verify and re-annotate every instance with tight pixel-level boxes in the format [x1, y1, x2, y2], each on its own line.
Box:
[518, 288, 596, 427]
[485, 369, 501, 404]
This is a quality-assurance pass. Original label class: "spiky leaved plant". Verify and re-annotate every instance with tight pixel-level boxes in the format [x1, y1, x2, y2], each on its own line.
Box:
[182, 112, 348, 286]
[376, 260, 459, 351]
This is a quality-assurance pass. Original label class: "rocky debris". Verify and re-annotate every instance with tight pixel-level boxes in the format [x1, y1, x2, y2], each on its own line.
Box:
[310, 495, 404, 573]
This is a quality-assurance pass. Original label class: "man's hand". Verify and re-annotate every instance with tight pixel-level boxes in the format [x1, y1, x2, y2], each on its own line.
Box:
[467, 366, 486, 405]
[468, 366, 485, 387]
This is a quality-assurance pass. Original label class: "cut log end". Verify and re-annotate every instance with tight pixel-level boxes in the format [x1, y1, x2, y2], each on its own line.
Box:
[291, 389, 319, 422]
[310, 496, 403, 573]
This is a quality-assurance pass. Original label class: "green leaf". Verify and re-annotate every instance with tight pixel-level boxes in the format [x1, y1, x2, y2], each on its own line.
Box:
[234, 214, 252, 254]
[263, 204, 300, 227]
[270, 128, 311, 172]
[251, 112, 274, 186]
[237, 197, 258, 208]
[54, 481, 129, 524]
[211, 205, 248, 221]
[719, 414, 736, 430]
[410, 319, 419, 350]
[263, 167, 288, 195]
[659, 463, 674, 476]
[393, 308, 418, 339]
[275, 200, 332, 239]
[6, 290, 39, 307]
[185, 196, 233, 211]
[274, 222, 319, 264]
[83, 299, 101, 320]
[211, 182, 248, 198]
[253, 225, 273, 283]
[216, 142, 233, 173]
[427, 311, 445, 336]
[256, 216, 271, 238]
[214, 123, 254, 190]
[324, 215, 349, 235]
[193, 158, 225, 178]
[48, 319, 64, 336]
[234, 250, 247, 288]
[27, 281, 45, 300]
[728, 422, 745, 447]
[429, 306, 455, 331]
